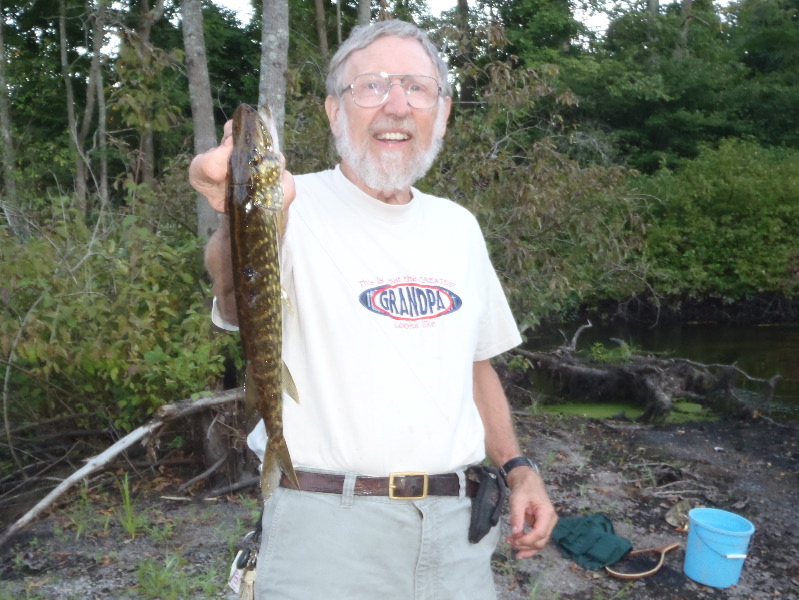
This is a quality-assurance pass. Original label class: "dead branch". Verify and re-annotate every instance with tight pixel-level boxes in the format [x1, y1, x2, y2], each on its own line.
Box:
[559, 320, 592, 353]
[510, 331, 776, 423]
[177, 451, 228, 492]
[198, 475, 259, 501]
[0, 387, 244, 550]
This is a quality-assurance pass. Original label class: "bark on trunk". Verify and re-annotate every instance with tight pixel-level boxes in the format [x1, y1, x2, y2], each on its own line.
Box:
[674, 0, 693, 59]
[59, 0, 86, 210]
[0, 0, 21, 236]
[453, 0, 475, 110]
[181, 0, 219, 239]
[314, 0, 329, 60]
[136, 0, 165, 190]
[259, 0, 290, 143]
[357, 0, 370, 26]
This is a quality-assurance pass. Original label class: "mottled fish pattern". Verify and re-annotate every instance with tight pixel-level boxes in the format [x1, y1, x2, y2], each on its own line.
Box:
[227, 103, 299, 499]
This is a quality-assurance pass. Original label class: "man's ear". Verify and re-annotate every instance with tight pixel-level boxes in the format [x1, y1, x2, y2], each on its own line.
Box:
[325, 95, 342, 137]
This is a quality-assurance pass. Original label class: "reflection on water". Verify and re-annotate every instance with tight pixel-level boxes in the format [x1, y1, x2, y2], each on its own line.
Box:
[527, 322, 799, 417]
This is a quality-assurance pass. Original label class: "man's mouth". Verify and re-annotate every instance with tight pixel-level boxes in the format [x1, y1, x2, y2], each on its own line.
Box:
[375, 131, 411, 142]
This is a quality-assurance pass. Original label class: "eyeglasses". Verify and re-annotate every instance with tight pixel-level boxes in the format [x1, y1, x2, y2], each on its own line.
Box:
[342, 73, 442, 109]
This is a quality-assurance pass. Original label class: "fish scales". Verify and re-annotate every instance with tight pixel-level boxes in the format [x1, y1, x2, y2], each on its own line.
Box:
[227, 103, 299, 499]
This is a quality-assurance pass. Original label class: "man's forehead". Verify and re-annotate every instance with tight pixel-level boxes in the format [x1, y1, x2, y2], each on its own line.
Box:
[343, 36, 437, 79]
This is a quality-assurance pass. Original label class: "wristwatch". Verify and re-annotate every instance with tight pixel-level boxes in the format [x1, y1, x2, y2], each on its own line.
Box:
[500, 456, 539, 481]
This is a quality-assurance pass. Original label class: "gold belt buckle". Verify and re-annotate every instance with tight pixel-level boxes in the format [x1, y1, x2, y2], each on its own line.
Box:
[388, 472, 428, 500]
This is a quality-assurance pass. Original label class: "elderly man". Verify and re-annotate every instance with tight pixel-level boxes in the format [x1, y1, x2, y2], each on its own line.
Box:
[192, 19, 557, 600]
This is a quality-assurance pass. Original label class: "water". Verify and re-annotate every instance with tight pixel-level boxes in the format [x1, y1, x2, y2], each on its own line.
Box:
[526, 321, 799, 418]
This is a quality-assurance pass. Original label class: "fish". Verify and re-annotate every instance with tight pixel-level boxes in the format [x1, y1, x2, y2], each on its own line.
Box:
[227, 103, 299, 499]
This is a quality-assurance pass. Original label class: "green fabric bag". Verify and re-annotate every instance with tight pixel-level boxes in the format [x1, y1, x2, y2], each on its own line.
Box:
[551, 514, 632, 569]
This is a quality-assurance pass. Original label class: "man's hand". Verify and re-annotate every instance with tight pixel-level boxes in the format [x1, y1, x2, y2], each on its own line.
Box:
[504, 466, 558, 559]
[188, 119, 296, 213]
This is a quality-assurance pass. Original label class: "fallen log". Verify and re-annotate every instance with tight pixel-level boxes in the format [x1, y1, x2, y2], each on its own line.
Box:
[511, 327, 779, 422]
[0, 388, 244, 550]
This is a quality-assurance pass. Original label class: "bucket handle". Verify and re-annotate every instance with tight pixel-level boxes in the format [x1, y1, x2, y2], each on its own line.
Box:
[695, 530, 748, 560]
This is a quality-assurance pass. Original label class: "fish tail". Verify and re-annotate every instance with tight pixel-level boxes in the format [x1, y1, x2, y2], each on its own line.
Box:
[260, 440, 300, 499]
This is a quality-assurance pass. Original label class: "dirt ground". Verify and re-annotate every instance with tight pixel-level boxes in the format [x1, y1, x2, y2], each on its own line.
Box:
[1, 413, 797, 600]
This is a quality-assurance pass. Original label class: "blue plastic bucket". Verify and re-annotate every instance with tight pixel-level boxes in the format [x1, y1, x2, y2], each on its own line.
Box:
[683, 508, 755, 588]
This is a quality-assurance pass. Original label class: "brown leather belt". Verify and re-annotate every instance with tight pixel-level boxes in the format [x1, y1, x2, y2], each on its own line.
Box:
[280, 470, 479, 499]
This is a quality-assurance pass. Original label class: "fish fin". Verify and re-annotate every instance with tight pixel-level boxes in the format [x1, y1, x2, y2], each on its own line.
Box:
[282, 361, 300, 404]
[243, 363, 259, 428]
[260, 452, 280, 500]
[280, 284, 294, 315]
[261, 440, 300, 498]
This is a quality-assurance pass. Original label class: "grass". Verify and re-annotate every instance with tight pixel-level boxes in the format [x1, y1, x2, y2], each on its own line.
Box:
[134, 553, 225, 599]
[116, 473, 149, 539]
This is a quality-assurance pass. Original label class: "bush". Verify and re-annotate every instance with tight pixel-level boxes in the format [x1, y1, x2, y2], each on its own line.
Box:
[0, 206, 240, 433]
[420, 63, 651, 327]
[642, 139, 799, 301]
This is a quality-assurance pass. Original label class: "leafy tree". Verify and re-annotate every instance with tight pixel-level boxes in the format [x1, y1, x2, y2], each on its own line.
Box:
[485, 0, 585, 64]
[642, 139, 799, 301]
[0, 170, 240, 437]
[421, 58, 649, 327]
[558, 0, 799, 171]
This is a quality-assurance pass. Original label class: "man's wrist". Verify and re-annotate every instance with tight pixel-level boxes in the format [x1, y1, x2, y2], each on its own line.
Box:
[499, 456, 539, 482]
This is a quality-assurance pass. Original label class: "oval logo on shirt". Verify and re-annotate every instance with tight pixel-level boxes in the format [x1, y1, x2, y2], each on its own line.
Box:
[359, 284, 462, 321]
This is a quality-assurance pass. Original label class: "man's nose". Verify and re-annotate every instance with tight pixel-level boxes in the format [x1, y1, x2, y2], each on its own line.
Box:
[382, 82, 411, 115]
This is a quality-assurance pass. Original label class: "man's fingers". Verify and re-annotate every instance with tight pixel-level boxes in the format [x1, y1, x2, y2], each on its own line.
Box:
[189, 131, 233, 213]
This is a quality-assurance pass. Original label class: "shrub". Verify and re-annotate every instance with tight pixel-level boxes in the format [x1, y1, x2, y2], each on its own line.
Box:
[642, 139, 799, 301]
[0, 205, 239, 433]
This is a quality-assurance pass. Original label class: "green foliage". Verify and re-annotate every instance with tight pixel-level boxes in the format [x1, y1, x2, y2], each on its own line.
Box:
[588, 341, 636, 363]
[110, 34, 185, 135]
[487, 0, 586, 64]
[0, 204, 239, 434]
[116, 473, 148, 539]
[422, 61, 651, 326]
[642, 139, 799, 300]
[556, 0, 799, 172]
[134, 554, 191, 600]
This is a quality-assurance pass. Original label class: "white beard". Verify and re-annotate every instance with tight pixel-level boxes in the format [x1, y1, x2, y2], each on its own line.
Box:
[334, 108, 445, 192]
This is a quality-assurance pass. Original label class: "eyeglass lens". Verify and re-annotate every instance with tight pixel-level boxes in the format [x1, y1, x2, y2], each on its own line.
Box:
[350, 73, 440, 109]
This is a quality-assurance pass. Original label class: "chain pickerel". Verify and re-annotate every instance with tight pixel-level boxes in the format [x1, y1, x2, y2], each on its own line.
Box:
[227, 103, 299, 499]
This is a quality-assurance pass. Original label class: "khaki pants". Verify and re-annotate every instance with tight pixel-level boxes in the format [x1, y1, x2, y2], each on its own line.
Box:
[254, 478, 500, 600]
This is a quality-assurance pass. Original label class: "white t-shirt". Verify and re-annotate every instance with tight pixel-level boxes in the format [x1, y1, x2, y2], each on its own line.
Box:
[217, 166, 522, 476]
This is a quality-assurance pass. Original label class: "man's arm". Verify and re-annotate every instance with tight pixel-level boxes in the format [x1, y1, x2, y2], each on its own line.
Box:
[204, 217, 238, 326]
[473, 359, 558, 559]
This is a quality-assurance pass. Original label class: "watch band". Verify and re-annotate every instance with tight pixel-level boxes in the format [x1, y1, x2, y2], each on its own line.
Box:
[500, 456, 539, 479]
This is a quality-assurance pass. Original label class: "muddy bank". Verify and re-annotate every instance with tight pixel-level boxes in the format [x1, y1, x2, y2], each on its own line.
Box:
[1, 414, 797, 600]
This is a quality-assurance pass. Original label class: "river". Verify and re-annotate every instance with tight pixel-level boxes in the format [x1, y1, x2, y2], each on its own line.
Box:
[527, 321, 799, 419]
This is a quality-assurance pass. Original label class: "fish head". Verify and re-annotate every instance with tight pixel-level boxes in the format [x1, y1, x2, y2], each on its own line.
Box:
[229, 104, 284, 213]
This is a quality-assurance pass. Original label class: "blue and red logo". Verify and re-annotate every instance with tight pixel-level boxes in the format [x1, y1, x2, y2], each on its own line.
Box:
[359, 284, 462, 321]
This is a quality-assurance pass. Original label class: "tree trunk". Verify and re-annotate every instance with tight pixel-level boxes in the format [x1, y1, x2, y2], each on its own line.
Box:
[336, 0, 342, 45]
[59, 0, 86, 211]
[674, 0, 693, 59]
[314, 0, 329, 60]
[80, 0, 108, 211]
[0, 0, 22, 236]
[94, 0, 109, 209]
[646, 0, 660, 47]
[136, 0, 165, 190]
[259, 0, 290, 143]
[453, 0, 475, 110]
[181, 0, 219, 239]
[357, 0, 370, 26]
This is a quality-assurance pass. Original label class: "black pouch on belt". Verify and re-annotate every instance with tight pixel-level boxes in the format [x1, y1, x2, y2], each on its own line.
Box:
[467, 465, 508, 544]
